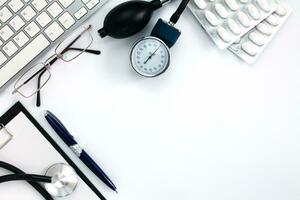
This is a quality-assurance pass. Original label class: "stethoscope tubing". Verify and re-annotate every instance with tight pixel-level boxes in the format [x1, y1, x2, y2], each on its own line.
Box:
[0, 173, 51, 184]
[0, 161, 53, 200]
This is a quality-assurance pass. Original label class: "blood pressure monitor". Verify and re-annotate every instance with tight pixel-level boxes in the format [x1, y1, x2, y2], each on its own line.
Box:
[98, 0, 190, 77]
[130, 0, 190, 77]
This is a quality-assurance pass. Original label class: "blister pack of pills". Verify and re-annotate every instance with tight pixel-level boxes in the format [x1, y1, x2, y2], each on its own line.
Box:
[228, 2, 292, 63]
[188, 0, 278, 49]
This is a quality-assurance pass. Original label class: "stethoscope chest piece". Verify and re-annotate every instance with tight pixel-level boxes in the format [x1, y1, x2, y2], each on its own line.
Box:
[44, 163, 78, 197]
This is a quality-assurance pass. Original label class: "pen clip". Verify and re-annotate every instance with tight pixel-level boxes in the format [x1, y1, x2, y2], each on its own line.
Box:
[46, 111, 74, 139]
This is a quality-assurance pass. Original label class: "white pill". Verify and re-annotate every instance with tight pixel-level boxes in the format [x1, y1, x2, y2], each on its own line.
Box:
[217, 26, 232, 42]
[228, 19, 241, 35]
[266, 14, 280, 26]
[239, 0, 248, 3]
[237, 11, 251, 27]
[257, 0, 271, 12]
[194, 0, 206, 9]
[225, 0, 238, 11]
[215, 3, 229, 18]
[275, 4, 287, 16]
[205, 11, 219, 26]
[241, 42, 258, 56]
[256, 22, 272, 35]
[248, 31, 266, 46]
[248, 4, 261, 20]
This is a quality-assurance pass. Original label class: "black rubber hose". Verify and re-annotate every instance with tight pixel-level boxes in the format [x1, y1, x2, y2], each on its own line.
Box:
[0, 161, 54, 200]
[0, 174, 52, 183]
[169, 0, 190, 24]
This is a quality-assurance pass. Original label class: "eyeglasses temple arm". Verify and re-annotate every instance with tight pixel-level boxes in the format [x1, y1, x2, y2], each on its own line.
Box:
[21, 67, 45, 85]
[60, 34, 82, 55]
[36, 68, 48, 107]
[36, 57, 57, 107]
[59, 25, 91, 54]
[49, 56, 58, 65]
[68, 47, 101, 55]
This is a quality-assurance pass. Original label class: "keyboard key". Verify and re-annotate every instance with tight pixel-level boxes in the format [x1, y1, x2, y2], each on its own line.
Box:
[47, 2, 63, 18]
[74, 7, 87, 19]
[32, 0, 47, 11]
[0, 35, 50, 86]
[0, 51, 7, 66]
[86, 0, 99, 9]
[8, 0, 24, 13]
[45, 22, 64, 41]
[0, 40, 3, 46]
[0, 26, 14, 41]
[14, 31, 29, 47]
[81, 0, 89, 4]
[36, 12, 51, 27]
[3, 41, 18, 56]
[25, 21, 40, 37]
[58, 12, 75, 29]
[0, 7, 12, 23]
[20, 6, 36, 21]
[59, 0, 74, 8]
[9, 15, 25, 31]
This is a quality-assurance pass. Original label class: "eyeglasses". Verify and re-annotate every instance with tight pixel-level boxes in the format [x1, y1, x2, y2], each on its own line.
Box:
[12, 25, 101, 107]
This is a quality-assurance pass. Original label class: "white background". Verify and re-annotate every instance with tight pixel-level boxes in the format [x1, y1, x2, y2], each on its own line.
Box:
[1, 0, 300, 199]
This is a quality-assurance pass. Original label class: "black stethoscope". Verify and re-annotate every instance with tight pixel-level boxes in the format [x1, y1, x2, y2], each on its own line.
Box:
[0, 161, 78, 200]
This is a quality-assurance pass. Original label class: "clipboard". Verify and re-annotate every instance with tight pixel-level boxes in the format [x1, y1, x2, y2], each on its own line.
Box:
[0, 102, 106, 200]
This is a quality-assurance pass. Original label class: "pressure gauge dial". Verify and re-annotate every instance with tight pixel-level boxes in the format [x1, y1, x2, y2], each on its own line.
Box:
[130, 36, 170, 77]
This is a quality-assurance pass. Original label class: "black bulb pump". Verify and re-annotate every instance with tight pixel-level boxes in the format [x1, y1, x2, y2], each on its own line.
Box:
[98, 0, 168, 39]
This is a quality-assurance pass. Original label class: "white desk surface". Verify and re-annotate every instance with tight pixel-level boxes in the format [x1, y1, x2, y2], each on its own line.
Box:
[1, 0, 300, 199]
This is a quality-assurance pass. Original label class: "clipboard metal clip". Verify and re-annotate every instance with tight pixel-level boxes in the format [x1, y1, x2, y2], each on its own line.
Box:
[0, 124, 13, 150]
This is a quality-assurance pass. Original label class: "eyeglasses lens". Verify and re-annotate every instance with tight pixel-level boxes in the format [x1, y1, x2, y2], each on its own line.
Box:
[55, 28, 93, 62]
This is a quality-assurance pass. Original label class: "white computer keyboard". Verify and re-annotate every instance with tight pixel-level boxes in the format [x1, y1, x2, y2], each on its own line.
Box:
[0, 0, 108, 88]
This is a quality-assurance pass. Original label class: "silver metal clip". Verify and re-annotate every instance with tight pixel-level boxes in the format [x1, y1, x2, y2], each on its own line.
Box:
[0, 124, 13, 150]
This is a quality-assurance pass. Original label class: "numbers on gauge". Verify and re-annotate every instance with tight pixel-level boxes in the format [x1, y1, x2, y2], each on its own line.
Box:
[131, 37, 170, 77]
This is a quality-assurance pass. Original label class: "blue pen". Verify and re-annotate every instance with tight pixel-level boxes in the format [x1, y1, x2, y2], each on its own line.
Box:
[45, 111, 117, 193]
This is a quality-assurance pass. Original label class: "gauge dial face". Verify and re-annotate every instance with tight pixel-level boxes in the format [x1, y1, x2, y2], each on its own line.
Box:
[131, 37, 170, 77]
